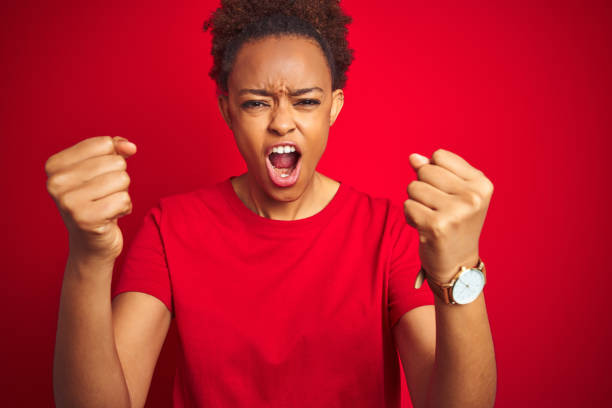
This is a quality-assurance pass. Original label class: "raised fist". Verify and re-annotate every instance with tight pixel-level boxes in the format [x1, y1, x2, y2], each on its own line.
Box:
[45, 136, 137, 263]
[404, 149, 494, 283]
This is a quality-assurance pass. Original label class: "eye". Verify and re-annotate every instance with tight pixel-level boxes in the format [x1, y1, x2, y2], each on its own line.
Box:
[296, 99, 321, 106]
[241, 100, 269, 109]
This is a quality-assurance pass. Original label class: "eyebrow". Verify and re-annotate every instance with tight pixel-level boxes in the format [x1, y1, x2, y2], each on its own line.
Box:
[238, 87, 324, 97]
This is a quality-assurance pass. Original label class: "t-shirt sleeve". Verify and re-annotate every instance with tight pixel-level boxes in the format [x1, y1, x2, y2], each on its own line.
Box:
[387, 204, 435, 328]
[111, 201, 173, 316]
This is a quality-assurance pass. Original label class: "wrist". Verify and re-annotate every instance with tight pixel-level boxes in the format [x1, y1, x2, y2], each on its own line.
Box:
[423, 258, 486, 305]
[426, 254, 480, 283]
[66, 252, 116, 281]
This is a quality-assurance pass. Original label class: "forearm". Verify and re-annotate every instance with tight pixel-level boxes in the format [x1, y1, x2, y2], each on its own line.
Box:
[426, 291, 497, 408]
[53, 255, 131, 408]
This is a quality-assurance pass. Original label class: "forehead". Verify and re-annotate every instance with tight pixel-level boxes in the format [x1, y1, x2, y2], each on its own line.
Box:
[228, 35, 332, 93]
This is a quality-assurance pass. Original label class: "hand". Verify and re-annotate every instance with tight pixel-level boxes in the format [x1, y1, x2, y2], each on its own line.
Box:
[403, 149, 494, 283]
[45, 136, 137, 264]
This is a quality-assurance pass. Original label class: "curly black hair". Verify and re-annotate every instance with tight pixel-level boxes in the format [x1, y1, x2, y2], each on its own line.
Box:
[203, 0, 354, 94]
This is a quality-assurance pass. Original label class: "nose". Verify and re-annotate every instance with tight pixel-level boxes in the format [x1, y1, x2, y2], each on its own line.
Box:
[268, 100, 296, 136]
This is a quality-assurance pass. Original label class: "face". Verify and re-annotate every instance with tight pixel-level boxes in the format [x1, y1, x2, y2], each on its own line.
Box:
[218, 35, 344, 202]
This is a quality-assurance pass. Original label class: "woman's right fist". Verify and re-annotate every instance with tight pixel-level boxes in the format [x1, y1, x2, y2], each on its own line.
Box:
[45, 136, 137, 263]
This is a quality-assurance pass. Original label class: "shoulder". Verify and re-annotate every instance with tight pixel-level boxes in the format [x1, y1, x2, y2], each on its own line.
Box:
[341, 182, 393, 211]
[158, 179, 225, 209]
[146, 179, 228, 228]
[340, 182, 406, 233]
[345, 183, 413, 246]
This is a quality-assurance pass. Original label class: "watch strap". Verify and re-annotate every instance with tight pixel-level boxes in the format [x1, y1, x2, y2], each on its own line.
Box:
[425, 268, 459, 304]
[418, 259, 486, 305]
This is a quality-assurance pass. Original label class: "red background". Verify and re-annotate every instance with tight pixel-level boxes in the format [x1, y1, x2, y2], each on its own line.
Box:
[1, 0, 611, 406]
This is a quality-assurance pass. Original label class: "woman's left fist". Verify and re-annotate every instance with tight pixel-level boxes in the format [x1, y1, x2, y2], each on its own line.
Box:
[404, 149, 494, 283]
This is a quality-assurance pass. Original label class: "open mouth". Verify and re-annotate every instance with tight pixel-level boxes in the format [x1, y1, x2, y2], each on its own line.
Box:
[265, 147, 302, 187]
[269, 151, 300, 176]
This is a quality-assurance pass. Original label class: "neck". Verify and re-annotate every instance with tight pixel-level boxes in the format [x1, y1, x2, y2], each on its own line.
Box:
[232, 171, 337, 221]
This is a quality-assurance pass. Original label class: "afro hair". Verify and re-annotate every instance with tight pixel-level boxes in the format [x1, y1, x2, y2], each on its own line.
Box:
[203, 0, 354, 93]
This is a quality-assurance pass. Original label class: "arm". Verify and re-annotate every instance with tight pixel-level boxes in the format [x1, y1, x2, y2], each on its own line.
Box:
[53, 256, 131, 407]
[392, 294, 496, 408]
[53, 255, 172, 408]
[396, 148, 497, 407]
[47, 136, 171, 407]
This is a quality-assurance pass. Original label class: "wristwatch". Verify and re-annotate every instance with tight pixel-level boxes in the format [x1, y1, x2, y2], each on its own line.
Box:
[414, 259, 487, 305]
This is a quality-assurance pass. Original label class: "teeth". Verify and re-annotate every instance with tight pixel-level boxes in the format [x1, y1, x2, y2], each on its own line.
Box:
[271, 145, 296, 154]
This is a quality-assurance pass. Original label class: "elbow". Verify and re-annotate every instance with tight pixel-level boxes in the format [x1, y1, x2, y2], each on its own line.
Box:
[52, 364, 132, 408]
[424, 371, 497, 408]
[483, 369, 498, 408]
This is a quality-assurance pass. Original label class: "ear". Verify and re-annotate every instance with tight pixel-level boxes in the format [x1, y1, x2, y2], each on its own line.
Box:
[329, 89, 344, 126]
[217, 94, 232, 129]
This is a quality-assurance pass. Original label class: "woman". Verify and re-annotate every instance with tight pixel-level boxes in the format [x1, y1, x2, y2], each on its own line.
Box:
[47, 1, 496, 407]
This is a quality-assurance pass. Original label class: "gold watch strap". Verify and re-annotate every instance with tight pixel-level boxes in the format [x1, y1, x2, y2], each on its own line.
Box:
[426, 269, 458, 304]
[415, 260, 486, 304]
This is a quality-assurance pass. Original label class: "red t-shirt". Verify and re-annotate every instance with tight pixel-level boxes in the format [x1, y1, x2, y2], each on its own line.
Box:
[111, 176, 434, 407]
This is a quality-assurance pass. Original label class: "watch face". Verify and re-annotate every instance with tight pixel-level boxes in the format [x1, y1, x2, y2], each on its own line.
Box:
[452, 268, 485, 304]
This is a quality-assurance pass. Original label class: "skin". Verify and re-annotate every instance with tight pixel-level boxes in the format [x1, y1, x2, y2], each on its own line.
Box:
[48, 33, 496, 408]
[217, 35, 344, 221]
[47, 136, 166, 407]
[395, 150, 497, 408]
